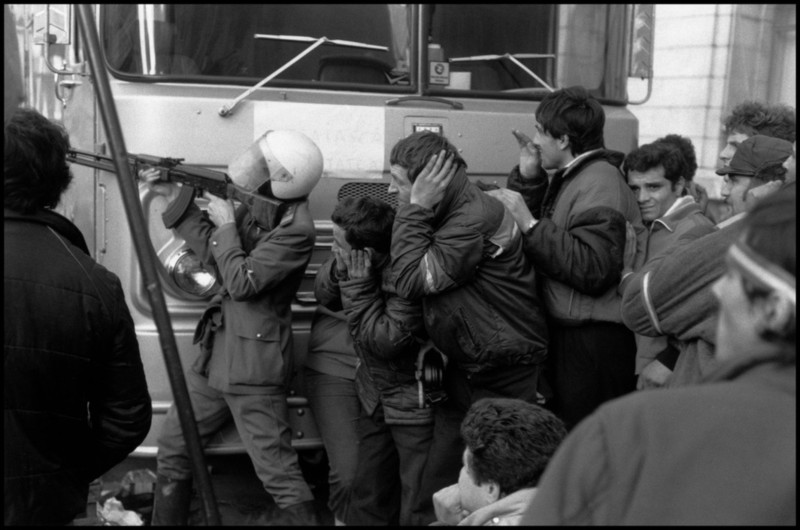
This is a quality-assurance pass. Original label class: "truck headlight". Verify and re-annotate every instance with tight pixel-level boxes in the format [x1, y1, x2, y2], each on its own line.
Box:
[165, 248, 218, 297]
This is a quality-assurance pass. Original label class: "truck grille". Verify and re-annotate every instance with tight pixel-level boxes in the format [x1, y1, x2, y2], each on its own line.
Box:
[337, 182, 398, 210]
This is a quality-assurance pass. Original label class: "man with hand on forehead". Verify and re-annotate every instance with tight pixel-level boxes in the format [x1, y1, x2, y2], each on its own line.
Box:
[141, 130, 325, 525]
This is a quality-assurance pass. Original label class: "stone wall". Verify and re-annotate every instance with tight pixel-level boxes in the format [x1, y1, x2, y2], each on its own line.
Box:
[627, 4, 796, 199]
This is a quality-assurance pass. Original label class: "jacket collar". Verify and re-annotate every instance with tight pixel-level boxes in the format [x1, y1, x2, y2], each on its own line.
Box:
[4, 207, 90, 255]
[650, 195, 700, 233]
[554, 148, 625, 183]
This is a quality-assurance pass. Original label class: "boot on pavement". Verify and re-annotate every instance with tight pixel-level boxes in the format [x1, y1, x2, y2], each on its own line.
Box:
[151, 474, 193, 526]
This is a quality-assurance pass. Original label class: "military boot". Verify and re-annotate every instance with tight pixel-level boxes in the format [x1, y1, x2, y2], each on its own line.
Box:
[151, 474, 193, 526]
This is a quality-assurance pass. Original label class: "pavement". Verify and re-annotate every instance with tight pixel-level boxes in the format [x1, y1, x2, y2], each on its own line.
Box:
[76, 452, 333, 526]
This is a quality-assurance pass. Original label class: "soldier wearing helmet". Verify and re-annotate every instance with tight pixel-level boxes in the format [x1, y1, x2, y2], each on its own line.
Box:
[140, 130, 324, 525]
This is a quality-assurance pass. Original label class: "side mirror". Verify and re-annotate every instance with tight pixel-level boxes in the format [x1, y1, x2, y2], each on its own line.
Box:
[627, 4, 655, 105]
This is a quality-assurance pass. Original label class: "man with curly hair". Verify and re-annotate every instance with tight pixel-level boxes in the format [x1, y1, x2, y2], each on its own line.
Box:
[432, 398, 566, 526]
[620, 135, 716, 389]
[719, 101, 796, 167]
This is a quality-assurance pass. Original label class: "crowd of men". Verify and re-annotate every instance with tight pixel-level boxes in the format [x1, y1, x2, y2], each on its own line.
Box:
[4, 9, 796, 522]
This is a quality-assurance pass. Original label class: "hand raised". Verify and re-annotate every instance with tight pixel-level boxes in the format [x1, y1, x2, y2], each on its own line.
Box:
[512, 129, 542, 179]
[332, 248, 348, 279]
[410, 150, 456, 209]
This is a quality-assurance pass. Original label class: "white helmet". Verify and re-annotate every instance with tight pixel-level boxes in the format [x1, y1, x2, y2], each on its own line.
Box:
[228, 130, 323, 199]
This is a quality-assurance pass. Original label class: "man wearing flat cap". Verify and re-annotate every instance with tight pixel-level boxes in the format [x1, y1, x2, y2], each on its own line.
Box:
[717, 134, 793, 222]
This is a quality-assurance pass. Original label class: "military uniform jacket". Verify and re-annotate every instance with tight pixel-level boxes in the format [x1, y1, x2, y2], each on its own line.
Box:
[163, 188, 315, 394]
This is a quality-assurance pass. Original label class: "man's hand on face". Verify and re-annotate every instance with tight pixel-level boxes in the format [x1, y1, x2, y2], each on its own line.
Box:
[342, 248, 373, 280]
[204, 191, 236, 227]
[332, 248, 348, 279]
[410, 150, 456, 210]
[512, 129, 542, 180]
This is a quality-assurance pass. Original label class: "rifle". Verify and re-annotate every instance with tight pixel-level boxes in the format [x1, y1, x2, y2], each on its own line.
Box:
[67, 147, 297, 231]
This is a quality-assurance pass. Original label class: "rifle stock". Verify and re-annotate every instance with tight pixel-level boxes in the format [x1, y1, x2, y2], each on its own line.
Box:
[67, 147, 294, 230]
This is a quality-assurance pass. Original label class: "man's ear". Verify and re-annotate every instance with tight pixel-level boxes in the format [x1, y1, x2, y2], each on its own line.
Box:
[557, 134, 571, 152]
[483, 481, 502, 504]
[755, 291, 795, 337]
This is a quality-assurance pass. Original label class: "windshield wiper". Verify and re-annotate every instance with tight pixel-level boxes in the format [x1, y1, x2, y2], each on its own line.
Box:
[219, 34, 389, 117]
[449, 53, 555, 92]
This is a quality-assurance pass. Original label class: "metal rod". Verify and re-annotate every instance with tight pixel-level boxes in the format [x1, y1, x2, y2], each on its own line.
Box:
[219, 36, 327, 116]
[505, 55, 554, 92]
[74, 5, 221, 525]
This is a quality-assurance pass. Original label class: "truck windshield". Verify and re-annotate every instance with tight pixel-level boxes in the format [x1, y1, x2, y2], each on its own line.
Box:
[427, 4, 629, 102]
[102, 4, 628, 102]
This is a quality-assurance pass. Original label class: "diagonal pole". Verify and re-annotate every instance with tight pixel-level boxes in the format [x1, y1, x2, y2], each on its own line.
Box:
[75, 5, 221, 525]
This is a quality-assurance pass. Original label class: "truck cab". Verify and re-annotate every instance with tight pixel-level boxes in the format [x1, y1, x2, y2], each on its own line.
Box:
[14, 3, 650, 458]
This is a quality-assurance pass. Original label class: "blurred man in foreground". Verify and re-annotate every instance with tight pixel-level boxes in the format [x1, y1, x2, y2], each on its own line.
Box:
[5, 108, 152, 525]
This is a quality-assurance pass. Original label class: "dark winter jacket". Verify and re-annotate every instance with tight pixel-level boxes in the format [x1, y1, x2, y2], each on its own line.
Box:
[508, 149, 647, 325]
[163, 187, 315, 394]
[391, 168, 548, 372]
[339, 254, 432, 425]
[521, 348, 796, 525]
[4, 208, 151, 525]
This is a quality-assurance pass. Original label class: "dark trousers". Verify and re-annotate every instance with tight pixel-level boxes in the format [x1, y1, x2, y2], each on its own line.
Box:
[416, 363, 540, 525]
[156, 369, 314, 509]
[547, 321, 637, 429]
[345, 403, 434, 526]
[304, 368, 361, 522]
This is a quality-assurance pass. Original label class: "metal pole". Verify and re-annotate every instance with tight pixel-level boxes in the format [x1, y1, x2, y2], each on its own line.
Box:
[74, 5, 221, 525]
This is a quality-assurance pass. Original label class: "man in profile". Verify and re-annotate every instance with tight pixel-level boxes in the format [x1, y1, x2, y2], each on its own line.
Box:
[5, 108, 152, 525]
[719, 101, 795, 167]
[717, 134, 793, 224]
[489, 86, 646, 429]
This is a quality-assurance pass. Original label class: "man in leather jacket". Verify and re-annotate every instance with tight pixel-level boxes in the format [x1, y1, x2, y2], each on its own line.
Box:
[388, 131, 548, 524]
